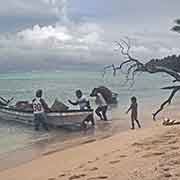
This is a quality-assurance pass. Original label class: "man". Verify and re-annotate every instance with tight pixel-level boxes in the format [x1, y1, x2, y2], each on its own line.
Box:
[32, 89, 50, 131]
[68, 90, 91, 110]
[95, 91, 108, 121]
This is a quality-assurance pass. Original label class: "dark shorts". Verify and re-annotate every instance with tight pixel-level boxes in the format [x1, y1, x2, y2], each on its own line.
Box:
[34, 112, 48, 130]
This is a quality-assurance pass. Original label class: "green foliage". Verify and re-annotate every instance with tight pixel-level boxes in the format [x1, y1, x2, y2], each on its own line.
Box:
[175, 19, 180, 25]
[172, 19, 180, 33]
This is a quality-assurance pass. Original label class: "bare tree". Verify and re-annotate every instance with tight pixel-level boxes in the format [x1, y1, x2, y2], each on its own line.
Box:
[104, 38, 180, 120]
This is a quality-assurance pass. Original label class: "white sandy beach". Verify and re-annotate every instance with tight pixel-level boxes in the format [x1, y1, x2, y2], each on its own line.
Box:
[0, 118, 180, 180]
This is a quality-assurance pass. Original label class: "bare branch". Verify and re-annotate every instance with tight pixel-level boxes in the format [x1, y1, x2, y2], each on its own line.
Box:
[152, 85, 180, 120]
[155, 66, 180, 82]
[105, 38, 180, 119]
[127, 64, 137, 75]
[114, 40, 132, 58]
[103, 64, 116, 77]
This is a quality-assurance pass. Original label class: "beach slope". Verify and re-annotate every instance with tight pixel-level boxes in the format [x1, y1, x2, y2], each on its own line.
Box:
[0, 123, 180, 180]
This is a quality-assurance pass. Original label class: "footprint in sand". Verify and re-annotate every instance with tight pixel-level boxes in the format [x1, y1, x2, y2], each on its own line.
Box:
[150, 140, 165, 144]
[75, 164, 86, 170]
[163, 134, 176, 139]
[163, 167, 170, 172]
[134, 149, 141, 153]
[163, 172, 172, 178]
[88, 160, 94, 164]
[89, 167, 98, 171]
[170, 159, 180, 165]
[103, 153, 110, 157]
[142, 151, 165, 158]
[170, 146, 179, 150]
[163, 152, 180, 160]
[86, 176, 108, 180]
[88, 158, 99, 164]
[175, 173, 180, 177]
[48, 178, 56, 180]
[69, 174, 86, 180]
[159, 163, 165, 167]
[168, 139, 178, 144]
[109, 160, 121, 164]
[132, 142, 144, 146]
[110, 149, 120, 154]
[144, 146, 153, 150]
[58, 174, 66, 177]
[118, 154, 127, 158]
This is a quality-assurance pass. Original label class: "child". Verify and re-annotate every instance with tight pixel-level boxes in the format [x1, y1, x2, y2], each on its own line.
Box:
[126, 96, 141, 129]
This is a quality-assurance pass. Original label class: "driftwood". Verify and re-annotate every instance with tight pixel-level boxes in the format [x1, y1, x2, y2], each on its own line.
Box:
[104, 38, 180, 120]
[163, 118, 180, 126]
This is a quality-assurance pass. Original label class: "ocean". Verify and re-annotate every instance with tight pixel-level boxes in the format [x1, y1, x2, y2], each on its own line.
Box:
[0, 69, 179, 170]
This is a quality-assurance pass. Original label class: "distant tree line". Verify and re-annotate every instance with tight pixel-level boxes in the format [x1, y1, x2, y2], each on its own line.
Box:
[147, 54, 180, 73]
[172, 19, 180, 33]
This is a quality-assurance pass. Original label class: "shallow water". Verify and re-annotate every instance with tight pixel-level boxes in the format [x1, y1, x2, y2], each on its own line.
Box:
[0, 69, 179, 170]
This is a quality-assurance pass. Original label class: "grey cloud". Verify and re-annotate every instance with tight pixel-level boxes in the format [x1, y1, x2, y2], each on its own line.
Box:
[0, 0, 53, 17]
[0, 0, 180, 71]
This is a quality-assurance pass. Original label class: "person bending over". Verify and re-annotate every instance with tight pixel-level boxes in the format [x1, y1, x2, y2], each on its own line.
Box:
[95, 92, 108, 121]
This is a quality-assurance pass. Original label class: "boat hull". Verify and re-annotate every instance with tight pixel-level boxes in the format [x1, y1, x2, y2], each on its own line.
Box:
[0, 106, 94, 127]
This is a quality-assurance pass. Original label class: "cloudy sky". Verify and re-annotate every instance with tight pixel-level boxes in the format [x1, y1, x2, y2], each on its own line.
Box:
[0, 0, 180, 71]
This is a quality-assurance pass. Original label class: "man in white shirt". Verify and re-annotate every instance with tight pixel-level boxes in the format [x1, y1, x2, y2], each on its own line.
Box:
[95, 92, 108, 121]
[68, 90, 91, 110]
[32, 89, 50, 131]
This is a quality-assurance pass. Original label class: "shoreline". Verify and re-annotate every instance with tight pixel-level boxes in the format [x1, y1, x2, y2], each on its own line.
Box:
[1, 122, 180, 180]
[0, 101, 179, 178]
[0, 101, 178, 173]
[0, 117, 144, 172]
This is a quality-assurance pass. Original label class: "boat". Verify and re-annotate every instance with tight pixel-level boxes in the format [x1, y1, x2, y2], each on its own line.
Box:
[0, 105, 94, 128]
[111, 92, 118, 105]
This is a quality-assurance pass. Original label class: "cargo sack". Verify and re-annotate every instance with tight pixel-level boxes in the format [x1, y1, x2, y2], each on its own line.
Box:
[51, 99, 69, 112]
[93, 86, 113, 104]
[15, 101, 33, 112]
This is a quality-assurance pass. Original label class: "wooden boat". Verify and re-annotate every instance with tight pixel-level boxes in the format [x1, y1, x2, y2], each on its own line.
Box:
[111, 92, 118, 105]
[0, 105, 94, 127]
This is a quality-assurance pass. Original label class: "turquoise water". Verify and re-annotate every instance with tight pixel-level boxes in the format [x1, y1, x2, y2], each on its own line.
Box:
[0, 70, 175, 107]
[0, 69, 179, 163]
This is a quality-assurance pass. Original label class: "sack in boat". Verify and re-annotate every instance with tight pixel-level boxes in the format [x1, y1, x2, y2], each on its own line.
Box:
[15, 101, 33, 112]
[91, 86, 113, 104]
[51, 99, 69, 112]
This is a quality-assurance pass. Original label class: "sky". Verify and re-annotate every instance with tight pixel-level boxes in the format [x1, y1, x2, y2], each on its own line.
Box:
[0, 0, 180, 71]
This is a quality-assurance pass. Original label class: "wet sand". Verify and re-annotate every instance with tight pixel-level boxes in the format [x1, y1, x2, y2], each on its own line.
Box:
[1, 121, 180, 180]
[0, 97, 163, 171]
[0, 118, 137, 171]
[0, 102, 180, 179]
